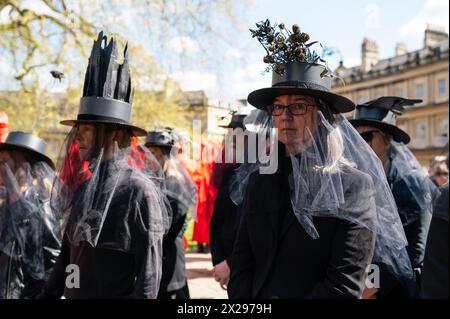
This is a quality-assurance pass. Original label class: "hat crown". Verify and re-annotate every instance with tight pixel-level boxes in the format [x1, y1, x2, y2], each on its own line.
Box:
[354, 106, 392, 123]
[354, 96, 422, 124]
[76, 31, 134, 124]
[83, 31, 132, 103]
[4, 131, 48, 154]
[272, 61, 331, 92]
[1, 131, 54, 167]
[146, 131, 174, 147]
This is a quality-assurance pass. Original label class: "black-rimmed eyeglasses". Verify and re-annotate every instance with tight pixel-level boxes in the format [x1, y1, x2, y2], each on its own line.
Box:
[267, 103, 314, 116]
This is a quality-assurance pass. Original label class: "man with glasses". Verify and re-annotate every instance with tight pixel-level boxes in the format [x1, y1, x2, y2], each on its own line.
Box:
[350, 96, 438, 298]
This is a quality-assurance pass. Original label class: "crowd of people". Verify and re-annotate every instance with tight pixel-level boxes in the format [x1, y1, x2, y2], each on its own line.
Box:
[0, 26, 448, 299]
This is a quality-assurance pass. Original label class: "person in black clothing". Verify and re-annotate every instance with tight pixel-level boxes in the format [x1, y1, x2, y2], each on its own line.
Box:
[210, 113, 249, 288]
[421, 182, 448, 298]
[145, 129, 196, 299]
[227, 21, 410, 299]
[39, 32, 170, 299]
[0, 132, 61, 299]
[350, 96, 438, 298]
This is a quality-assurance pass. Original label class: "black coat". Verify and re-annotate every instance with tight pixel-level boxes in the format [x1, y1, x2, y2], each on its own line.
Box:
[158, 175, 188, 295]
[0, 197, 60, 299]
[388, 165, 432, 269]
[421, 184, 448, 298]
[228, 151, 376, 299]
[210, 164, 241, 267]
[41, 167, 165, 299]
[376, 163, 433, 298]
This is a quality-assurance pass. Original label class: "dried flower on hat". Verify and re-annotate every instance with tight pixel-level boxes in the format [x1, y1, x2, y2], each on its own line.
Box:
[250, 19, 334, 78]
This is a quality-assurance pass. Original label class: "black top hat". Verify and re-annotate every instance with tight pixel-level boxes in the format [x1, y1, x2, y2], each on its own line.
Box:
[0, 131, 55, 169]
[349, 96, 422, 144]
[60, 31, 146, 136]
[248, 61, 355, 113]
[219, 113, 247, 129]
[145, 130, 175, 149]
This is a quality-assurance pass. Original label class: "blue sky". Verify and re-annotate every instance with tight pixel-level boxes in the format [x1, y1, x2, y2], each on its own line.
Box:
[157, 0, 449, 105]
[246, 0, 427, 65]
[0, 0, 448, 105]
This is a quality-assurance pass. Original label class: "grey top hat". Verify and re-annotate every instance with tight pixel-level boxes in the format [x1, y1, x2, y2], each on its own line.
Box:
[0, 131, 55, 168]
[248, 62, 354, 113]
[349, 96, 422, 144]
[247, 20, 354, 113]
[60, 31, 146, 136]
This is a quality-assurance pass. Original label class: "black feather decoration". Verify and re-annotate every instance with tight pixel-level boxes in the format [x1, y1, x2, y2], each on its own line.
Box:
[82, 31, 133, 103]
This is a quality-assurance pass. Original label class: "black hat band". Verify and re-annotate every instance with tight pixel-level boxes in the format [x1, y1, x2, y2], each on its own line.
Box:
[79, 96, 132, 123]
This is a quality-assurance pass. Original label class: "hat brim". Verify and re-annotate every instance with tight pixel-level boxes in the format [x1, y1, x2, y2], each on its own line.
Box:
[349, 119, 411, 144]
[60, 119, 147, 137]
[0, 143, 55, 169]
[247, 86, 355, 113]
[144, 142, 180, 153]
[218, 124, 246, 129]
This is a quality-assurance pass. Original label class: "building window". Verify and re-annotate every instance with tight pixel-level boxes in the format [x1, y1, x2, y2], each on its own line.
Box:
[438, 79, 447, 97]
[414, 120, 427, 148]
[396, 87, 404, 97]
[416, 83, 425, 100]
[438, 117, 449, 146]
[359, 96, 366, 103]
[377, 92, 384, 98]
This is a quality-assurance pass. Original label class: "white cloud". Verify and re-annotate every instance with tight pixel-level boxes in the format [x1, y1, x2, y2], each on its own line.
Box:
[344, 57, 361, 68]
[0, 5, 12, 24]
[399, 0, 449, 42]
[22, 0, 54, 15]
[166, 36, 199, 54]
[227, 62, 271, 100]
[170, 71, 217, 91]
[0, 56, 13, 88]
[225, 48, 243, 60]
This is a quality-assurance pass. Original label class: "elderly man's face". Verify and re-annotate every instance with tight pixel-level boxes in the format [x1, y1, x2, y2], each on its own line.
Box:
[356, 125, 391, 160]
[271, 95, 318, 154]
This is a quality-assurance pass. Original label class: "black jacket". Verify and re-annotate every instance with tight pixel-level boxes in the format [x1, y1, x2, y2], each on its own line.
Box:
[210, 164, 241, 267]
[421, 184, 448, 298]
[158, 175, 188, 295]
[0, 197, 60, 299]
[388, 165, 432, 269]
[376, 163, 433, 298]
[41, 167, 165, 299]
[228, 151, 376, 299]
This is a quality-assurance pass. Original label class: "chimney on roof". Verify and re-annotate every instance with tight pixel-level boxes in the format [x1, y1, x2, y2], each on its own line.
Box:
[395, 42, 407, 56]
[361, 37, 379, 72]
[424, 24, 449, 47]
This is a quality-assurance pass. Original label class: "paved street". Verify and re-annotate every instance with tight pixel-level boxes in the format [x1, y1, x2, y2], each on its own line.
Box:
[186, 253, 228, 299]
